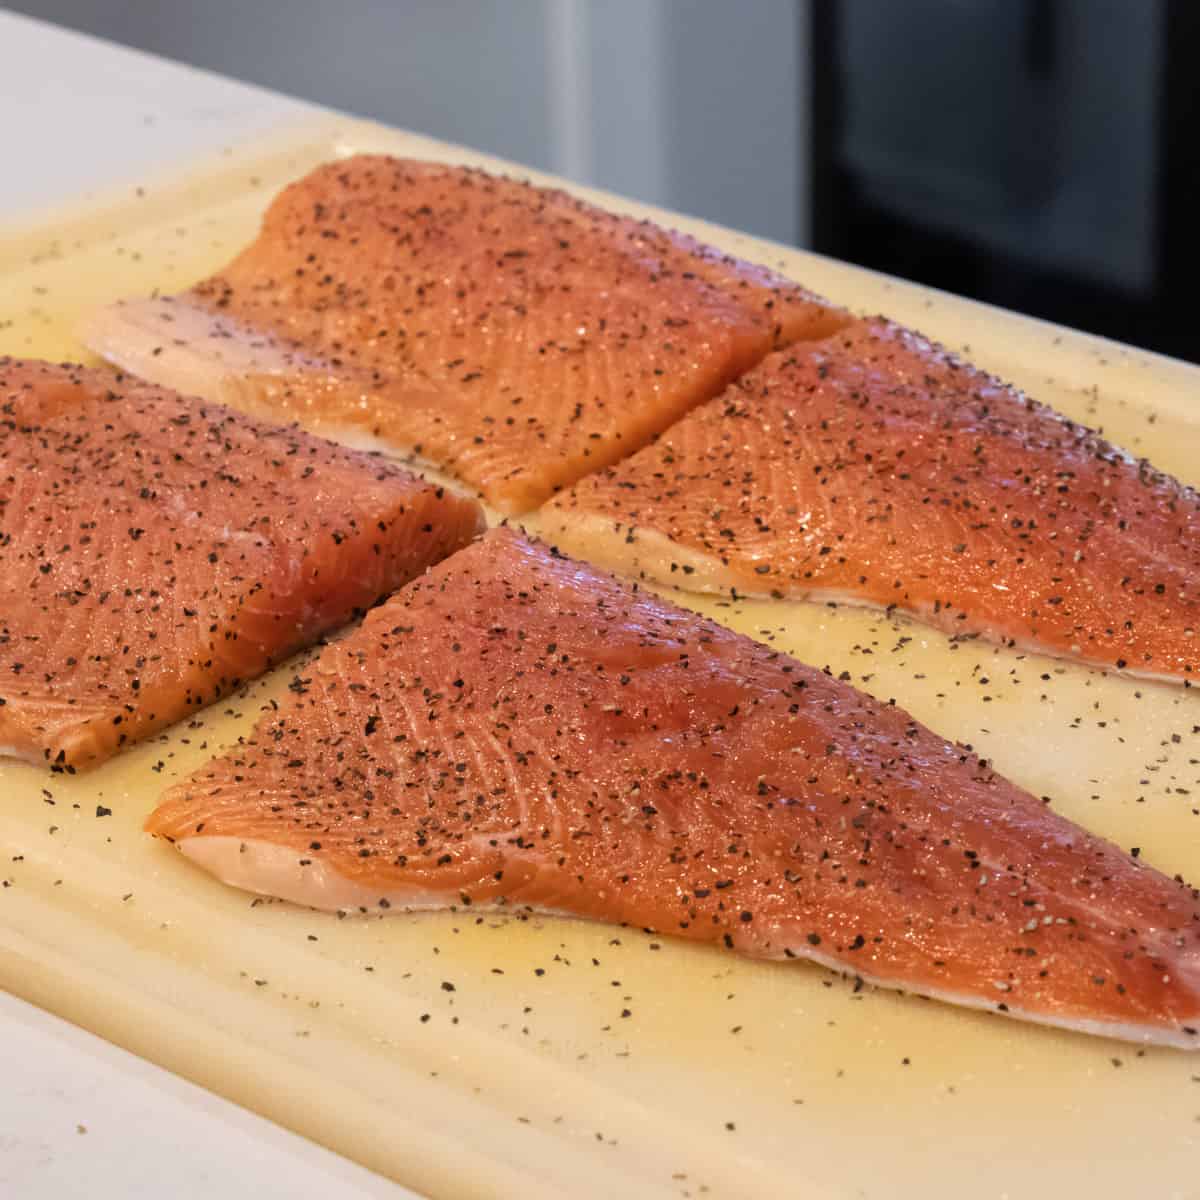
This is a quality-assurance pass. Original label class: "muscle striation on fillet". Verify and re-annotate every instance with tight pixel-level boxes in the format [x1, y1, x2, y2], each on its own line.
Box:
[149, 528, 1200, 1048]
[542, 318, 1200, 682]
[82, 155, 850, 514]
[0, 356, 484, 769]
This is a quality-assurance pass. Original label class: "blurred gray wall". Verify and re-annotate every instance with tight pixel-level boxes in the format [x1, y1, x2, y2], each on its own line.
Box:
[6, 0, 811, 247]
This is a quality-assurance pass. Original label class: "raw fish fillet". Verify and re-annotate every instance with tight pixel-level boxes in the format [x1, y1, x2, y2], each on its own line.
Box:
[541, 318, 1200, 682]
[148, 528, 1200, 1048]
[81, 155, 850, 515]
[0, 357, 483, 770]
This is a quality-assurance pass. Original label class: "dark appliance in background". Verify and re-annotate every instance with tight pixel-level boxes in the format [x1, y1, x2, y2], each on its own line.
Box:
[810, 0, 1197, 363]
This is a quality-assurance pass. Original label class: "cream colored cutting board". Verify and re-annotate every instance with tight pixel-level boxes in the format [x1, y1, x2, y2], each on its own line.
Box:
[2, 120, 1199, 1200]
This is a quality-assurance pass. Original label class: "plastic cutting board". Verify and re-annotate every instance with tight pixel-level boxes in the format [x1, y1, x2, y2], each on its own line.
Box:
[1, 119, 1199, 1200]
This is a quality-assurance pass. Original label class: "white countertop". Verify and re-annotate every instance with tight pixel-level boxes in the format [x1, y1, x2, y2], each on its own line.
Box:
[0, 11, 419, 1197]
[0, 9, 302, 219]
[0, 991, 410, 1199]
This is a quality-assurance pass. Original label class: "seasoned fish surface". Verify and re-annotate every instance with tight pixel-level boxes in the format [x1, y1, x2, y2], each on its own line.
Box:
[150, 529, 1200, 1048]
[83, 155, 849, 514]
[0, 357, 483, 769]
[543, 318, 1200, 681]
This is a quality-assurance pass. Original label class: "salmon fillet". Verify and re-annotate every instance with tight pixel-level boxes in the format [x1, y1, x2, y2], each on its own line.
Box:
[148, 527, 1200, 1048]
[541, 318, 1200, 682]
[81, 155, 850, 515]
[0, 357, 483, 770]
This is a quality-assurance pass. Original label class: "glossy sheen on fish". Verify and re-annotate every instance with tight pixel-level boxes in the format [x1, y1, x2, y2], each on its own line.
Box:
[148, 528, 1200, 1047]
[82, 155, 849, 514]
[542, 318, 1200, 681]
[0, 357, 483, 770]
